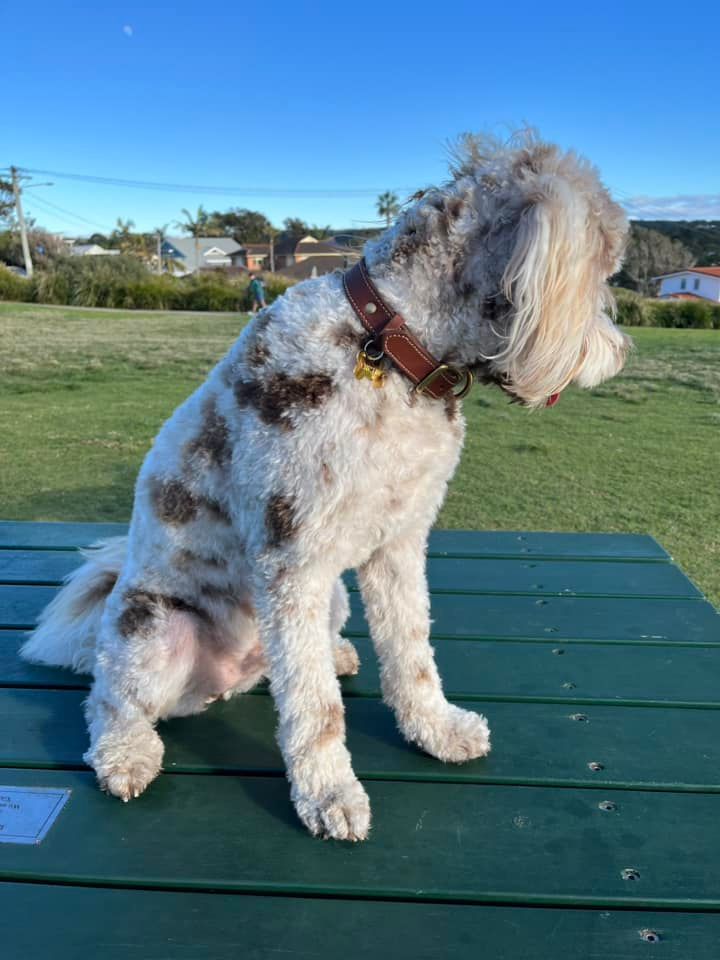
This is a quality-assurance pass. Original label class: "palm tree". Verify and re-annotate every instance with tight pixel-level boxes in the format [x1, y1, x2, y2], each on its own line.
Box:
[176, 206, 210, 273]
[153, 223, 171, 275]
[376, 191, 400, 228]
[113, 217, 136, 254]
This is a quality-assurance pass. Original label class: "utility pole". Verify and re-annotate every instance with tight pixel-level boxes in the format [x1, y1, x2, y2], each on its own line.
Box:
[268, 227, 276, 273]
[10, 167, 33, 277]
[157, 231, 163, 275]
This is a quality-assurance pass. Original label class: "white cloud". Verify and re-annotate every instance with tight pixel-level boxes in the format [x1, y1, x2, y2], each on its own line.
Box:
[122, 24, 133, 37]
[622, 195, 720, 220]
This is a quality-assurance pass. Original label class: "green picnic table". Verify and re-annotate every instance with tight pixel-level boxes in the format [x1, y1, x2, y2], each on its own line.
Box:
[2, 521, 720, 958]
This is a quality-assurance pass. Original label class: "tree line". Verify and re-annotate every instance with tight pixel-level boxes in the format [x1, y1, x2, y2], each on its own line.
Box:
[2, 175, 717, 296]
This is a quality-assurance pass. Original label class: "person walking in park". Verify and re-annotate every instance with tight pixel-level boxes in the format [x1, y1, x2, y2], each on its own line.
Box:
[249, 273, 266, 313]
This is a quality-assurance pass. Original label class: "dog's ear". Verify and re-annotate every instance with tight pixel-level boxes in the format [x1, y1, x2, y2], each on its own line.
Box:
[498, 183, 607, 406]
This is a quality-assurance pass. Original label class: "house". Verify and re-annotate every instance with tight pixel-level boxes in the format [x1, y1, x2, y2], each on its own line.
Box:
[161, 236, 244, 276]
[244, 243, 271, 272]
[70, 243, 120, 257]
[654, 267, 720, 303]
[274, 235, 361, 279]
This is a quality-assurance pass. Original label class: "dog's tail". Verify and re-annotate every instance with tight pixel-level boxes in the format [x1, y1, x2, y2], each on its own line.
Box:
[20, 536, 127, 673]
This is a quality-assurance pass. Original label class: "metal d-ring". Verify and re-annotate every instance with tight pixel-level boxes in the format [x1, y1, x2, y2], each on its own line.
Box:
[363, 338, 384, 363]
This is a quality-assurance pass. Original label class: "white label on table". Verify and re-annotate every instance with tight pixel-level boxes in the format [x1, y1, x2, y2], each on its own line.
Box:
[0, 786, 71, 844]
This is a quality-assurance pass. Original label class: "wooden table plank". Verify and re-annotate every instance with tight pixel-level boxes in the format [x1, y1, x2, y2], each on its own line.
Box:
[3, 688, 720, 792]
[4, 882, 709, 960]
[6, 629, 720, 707]
[2, 768, 720, 908]
[0, 548, 700, 598]
[0, 521, 128, 550]
[4, 585, 717, 642]
[0, 521, 670, 561]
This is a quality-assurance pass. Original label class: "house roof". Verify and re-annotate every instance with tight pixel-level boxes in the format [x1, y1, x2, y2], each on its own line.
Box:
[295, 239, 346, 256]
[662, 292, 706, 301]
[245, 243, 270, 254]
[654, 266, 720, 280]
[278, 255, 357, 281]
[162, 236, 242, 272]
[688, 266, 720, 278]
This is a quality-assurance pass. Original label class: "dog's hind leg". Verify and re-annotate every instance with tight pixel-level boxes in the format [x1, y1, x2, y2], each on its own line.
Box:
[330, 578, 360, 677]
[84, 593, 201, 801]
[358, 532, 491, 763]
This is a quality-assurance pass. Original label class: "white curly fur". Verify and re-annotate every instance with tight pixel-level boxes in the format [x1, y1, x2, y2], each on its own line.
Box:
[22, 132, 630, 839]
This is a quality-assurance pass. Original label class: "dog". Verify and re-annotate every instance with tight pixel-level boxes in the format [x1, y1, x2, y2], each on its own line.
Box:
[22, 132, 630, 841]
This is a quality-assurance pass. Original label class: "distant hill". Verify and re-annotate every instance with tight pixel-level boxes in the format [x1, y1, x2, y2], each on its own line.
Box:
[632, 220, 720, 267]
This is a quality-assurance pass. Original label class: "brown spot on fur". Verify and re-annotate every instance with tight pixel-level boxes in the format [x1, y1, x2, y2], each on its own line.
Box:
[151, 477, 199, 525]
[185, 399, 231, 468]
[118, 589, 202, 638]
[444, 394, 458, 422]
[151, 477, 231, 527]
[316, 703, 345, 748]
[197, 581, 236, 604]
[173, 549, 227, 572]
[445, 196, 465, 219]
[266, 494, 298, 546]
[331, 323, 362, 351]
[416, 667, 433, 684]
[239, 600, 255, 618]
[247, 338, 269, 367]
[235, 373, 333, 429]
[392, 227, 425, 262]
[199, 495, 233, 525]
[321, 462, 333, 485]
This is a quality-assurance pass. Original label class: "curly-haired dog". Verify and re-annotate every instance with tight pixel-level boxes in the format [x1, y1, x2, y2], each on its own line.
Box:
[22, 133, 630, 841]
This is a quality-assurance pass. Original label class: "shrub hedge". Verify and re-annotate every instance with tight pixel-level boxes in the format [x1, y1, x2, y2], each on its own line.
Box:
[1, 261, 718, 328]
[612, 287, 720, 329]
[0, 257, 293, 311]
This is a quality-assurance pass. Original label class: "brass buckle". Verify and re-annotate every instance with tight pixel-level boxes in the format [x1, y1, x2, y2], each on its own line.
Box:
[415, 365, 473, 399]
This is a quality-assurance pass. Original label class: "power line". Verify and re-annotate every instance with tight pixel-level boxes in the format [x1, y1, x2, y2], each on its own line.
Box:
[20, 166, 415, 199]
[23, 191, 113, 232]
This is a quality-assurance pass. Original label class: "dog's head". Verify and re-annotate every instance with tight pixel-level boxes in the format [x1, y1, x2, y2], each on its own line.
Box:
[390, 132, 631, 408]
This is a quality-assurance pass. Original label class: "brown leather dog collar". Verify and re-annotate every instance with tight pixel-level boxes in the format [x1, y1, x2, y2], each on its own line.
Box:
[343, 259, 472, 400]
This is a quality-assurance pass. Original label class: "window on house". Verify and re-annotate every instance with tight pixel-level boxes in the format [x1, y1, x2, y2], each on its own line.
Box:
[680, 278, 686, 290]
[694, 278, 700, 290]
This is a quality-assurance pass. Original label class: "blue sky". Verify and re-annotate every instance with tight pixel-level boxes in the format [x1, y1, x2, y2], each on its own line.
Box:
[3, 0, 719, 236]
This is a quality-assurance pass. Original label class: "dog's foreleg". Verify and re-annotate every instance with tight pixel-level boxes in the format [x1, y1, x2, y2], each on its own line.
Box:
[258, 568, 370, 841]
[358, 534, 491, 763]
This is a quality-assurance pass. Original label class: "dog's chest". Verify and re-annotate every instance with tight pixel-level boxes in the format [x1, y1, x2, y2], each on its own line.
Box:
[316, 397, 464, 563]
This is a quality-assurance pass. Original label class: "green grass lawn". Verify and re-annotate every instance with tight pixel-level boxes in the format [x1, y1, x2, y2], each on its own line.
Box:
[1, 301, 718, 607]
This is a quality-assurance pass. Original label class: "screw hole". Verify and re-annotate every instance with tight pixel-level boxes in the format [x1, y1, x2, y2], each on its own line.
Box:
[598, 800, 616, 812]
[535, 599, 548, 606]
[544, 626, 559, 633]
[570, 713, 588, 723]
[561, 681, 576, 689]
[622, 868, 640, 881]
[588, 761, 604, 772]
[639, 929, 660, 943]
[551, 648, 564, 656]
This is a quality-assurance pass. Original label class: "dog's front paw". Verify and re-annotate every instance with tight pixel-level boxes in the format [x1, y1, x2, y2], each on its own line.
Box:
[416, 704, 491, 764]
[294, 779, 371, 841]
[85, 727, 164, 802]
